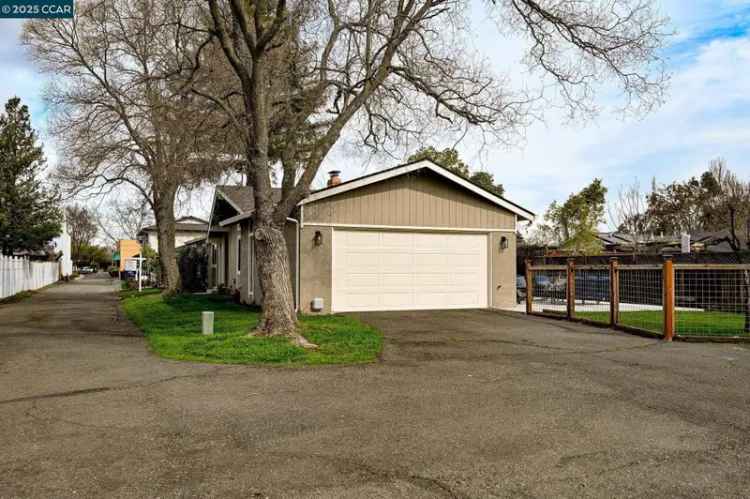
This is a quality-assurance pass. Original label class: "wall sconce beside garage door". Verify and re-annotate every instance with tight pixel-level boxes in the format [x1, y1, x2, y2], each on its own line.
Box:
[500, 236, 509, 251]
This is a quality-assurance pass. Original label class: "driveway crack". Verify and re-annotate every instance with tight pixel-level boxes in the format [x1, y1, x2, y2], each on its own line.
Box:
[0, 368, 227, 406]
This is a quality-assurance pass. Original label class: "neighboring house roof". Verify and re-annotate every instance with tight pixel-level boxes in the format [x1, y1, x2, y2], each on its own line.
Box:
[596, 230, 748, 254]
[182, 236, 209, 247]
[138, 216, 210, 234]
[215, 186, 284, 212]
[301, 159, 535, 221]
[215, 185, 257, 213]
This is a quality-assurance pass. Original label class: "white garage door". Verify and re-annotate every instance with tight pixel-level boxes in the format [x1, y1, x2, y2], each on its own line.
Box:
[332, 230, 488, 312]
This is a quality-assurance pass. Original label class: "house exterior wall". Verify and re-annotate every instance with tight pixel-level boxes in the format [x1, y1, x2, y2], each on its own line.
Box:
[299, 225, 333, 313]
[226, 223, 242, 291]
[143, 230, 207, 252]
[211, 171, 520, 314]
[216, 220, 297, 308]
[207, 235, 225, 289]
[490, 231, 517, 308]
[303, 172, 516, 230]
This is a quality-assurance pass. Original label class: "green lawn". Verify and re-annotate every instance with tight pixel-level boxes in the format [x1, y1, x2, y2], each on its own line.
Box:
[0, 290, 35, 305]
[120, 290, 383, 365]
[576, 310, 749, 337]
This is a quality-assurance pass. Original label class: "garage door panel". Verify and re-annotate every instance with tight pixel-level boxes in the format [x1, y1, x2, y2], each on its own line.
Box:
[381, 232, 412, 249]
[333, 229, 488, 312]
[381, 273, 413, 288]
[381, 293, 415, 308]
[345, 273, 380, 288]
[344, 252, 379, 270]
[415, 273, 452, 287]
[345, 231, 380, 248]
[380, 252, 414, 271]
[343, 292, 382, 309]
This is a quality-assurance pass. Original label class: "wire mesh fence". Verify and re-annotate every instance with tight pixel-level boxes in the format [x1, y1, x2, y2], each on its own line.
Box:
[573, 265, 611, 325]
[674, 265, 750, 337]
[528, 266, 567, 315]
[526, 259, 750, 339]
[617, 265, 664, 335]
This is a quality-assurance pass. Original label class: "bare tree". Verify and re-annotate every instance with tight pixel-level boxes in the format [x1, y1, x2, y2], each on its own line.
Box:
[96, 197, 153, 246]
[702, 158, 750, 333]
[195, 0, 669, 344]
[65, 204, 98, 265]
[608, 179, 653, 254]
[22, 0, 229, 295]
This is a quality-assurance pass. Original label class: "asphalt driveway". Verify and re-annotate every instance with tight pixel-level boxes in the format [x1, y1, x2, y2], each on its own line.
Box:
[2, 275, 750, 498]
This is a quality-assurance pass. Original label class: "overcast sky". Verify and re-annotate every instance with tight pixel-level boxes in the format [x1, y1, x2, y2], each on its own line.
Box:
[2, 1, 749, 224]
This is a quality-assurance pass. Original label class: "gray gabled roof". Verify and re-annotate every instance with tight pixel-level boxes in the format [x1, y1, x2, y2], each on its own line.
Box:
[139, 216, 209, 234]
[215, 185, 258, 213]
[214, 185, 282, 225]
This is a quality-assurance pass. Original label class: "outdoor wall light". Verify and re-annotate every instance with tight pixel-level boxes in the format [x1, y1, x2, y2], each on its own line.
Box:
[500, 236, 509, 251]
[314, 230, 323, 246]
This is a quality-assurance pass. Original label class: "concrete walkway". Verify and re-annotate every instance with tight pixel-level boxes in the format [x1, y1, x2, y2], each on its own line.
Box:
[2, 274, 750, 498]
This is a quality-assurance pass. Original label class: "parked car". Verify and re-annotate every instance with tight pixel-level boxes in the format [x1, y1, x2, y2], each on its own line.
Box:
[78, 266, 95, 274]
[575, 272, 610, 303]
[516, 275, 527, 304]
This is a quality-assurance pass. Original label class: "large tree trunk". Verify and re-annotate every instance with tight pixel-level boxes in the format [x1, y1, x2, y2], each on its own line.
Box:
[252, 224, 316, 349]
[153, 185, 181, 296]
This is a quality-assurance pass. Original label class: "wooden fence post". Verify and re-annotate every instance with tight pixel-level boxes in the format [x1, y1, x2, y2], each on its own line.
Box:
[525, 259, 533, 315]
[663, 259, 675, 341]
[609, 257, 619, 327]
[567, 258, 576, 320]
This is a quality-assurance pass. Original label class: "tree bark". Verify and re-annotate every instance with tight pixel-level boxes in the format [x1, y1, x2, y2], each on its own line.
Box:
[153, 185, 181, 296]
[252, 224, 316, 349]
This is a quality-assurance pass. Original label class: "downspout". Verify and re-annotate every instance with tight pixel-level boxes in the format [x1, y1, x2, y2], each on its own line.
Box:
[287, 216, 301, 313]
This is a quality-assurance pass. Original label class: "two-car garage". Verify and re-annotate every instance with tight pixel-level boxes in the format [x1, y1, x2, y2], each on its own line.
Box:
[332, 230, 488, 312]
[296, 159, 534, 314]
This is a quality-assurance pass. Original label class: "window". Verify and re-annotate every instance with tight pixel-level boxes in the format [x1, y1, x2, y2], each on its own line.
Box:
[248, 236, 254, 295]
[237, 236, 242, 273]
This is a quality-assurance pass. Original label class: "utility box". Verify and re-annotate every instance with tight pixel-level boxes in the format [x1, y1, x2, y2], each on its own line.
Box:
[311, 297, 324, 312]
[202, 311, 214, 335]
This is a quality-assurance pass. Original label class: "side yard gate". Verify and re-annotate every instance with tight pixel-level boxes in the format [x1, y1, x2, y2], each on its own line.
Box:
[525, 258, 750, 340]
[0, 255, 60, 300]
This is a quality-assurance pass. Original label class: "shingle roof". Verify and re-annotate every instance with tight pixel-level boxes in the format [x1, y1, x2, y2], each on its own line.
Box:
[139, 216, 209, 233]
[215, 185, 282, 214]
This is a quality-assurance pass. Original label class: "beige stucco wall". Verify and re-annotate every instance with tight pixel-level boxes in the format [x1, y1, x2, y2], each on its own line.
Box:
[303, 171, 516, 230]
[299, 225, 333, 313]
[489, 231, 517, 309]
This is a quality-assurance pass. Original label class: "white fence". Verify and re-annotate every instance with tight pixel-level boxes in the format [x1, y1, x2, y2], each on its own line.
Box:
[0, 255, 60, 300]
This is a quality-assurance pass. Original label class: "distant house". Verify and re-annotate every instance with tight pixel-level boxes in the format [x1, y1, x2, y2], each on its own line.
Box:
[137, 216, 211, 252]
[205, 159, 534, 314]
[597, 230, 748, 255]
[113, 240, 141, 272]
[51, 215, 73, 277]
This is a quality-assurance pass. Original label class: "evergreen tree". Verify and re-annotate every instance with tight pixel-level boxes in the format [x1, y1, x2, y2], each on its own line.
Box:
[0, 97, 61, 255]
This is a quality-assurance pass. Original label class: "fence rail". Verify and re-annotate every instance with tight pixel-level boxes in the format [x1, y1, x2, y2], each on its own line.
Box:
[0, 255, 60, 300]
[525, 258, 750, 340]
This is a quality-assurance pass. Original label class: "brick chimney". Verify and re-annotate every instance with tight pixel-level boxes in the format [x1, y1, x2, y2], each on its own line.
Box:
[327, 170, 342, 187]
